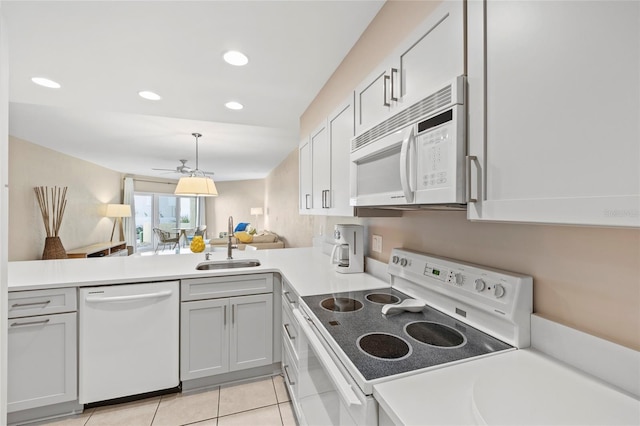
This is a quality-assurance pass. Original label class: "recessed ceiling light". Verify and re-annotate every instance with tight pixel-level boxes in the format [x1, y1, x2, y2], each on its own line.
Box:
[225, 101, 243, 110]
[223, 51, 249, 66]
[31, 77, 61, 89]
[138, 91, 162, 101]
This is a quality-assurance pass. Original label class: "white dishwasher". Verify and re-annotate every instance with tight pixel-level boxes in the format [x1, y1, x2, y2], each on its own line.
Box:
[79, 281, 179, 404]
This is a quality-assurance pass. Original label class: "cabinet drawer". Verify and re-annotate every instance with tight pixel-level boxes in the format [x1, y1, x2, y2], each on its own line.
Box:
[9, 288, 76, 318]
[281, 338, 298, 397]
[181, 274, 273, 301]
[282, 280, 298, 308]
[282, 298, 300, 362]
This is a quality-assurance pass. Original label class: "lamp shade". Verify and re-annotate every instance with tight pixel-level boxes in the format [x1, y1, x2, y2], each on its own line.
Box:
[250, 207, 263, 216]
[105, 204, 131, 218]
[174, 176, 218, 196]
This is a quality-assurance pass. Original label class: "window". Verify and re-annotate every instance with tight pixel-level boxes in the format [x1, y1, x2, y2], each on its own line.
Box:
[134, 193, 201, 253]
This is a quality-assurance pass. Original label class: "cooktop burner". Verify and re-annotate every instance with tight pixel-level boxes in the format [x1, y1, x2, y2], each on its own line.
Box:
[405, 321, 465, 348]
[365, 292, 401, 304]
[302, 288, 513, 382]
[320, 297, 363, 312]
[357, 333, 411, 360]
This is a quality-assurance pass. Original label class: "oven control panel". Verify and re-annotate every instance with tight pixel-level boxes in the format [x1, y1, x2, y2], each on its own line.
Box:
[389, 249, 532, 310]
[389, 248, 533, 348]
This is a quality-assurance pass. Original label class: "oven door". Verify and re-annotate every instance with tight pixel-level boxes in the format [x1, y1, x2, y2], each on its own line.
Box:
[293, 308, 376, 426]
[349, 125, 416, 207]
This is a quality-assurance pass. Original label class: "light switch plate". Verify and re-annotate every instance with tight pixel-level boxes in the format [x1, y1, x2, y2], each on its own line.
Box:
[372, 235, 382, 253]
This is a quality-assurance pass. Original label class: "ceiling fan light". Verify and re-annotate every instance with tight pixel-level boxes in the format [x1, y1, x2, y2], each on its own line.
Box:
[174, 176, 218, 197]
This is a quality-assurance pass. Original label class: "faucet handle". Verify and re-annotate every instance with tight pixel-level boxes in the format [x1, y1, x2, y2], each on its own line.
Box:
[205, 252, 211, 261]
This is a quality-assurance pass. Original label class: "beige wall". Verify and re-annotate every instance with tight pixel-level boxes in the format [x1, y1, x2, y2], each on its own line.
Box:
[9, 136, 123, 261]
[290, 0, 640, 351]
[265, 149, 316, 248]
[205, 179, 266, 238]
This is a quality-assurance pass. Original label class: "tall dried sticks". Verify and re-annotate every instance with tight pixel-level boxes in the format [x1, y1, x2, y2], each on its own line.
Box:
[34, 186, 68, 237]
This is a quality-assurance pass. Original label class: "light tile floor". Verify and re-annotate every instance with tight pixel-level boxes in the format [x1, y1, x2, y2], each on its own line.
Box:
[38, 376, 295, 426]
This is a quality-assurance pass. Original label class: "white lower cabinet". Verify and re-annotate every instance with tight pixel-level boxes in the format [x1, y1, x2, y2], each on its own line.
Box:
[180, 276, 274, 381]
[8, 289, 77, 413]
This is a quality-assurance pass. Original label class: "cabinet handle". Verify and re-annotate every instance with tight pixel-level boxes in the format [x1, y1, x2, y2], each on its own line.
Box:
[283, 365, 295, 386]
[283, 292, 296, 305]
[224, 305, 227, 326]
[322, 189, 330, 208]
[466, 155, 478, 203]
[232, 304, 235, 324]
[305, 194, 311, 209]
[383, 74, 391, 107]
[390, 68, 398, 101]
[11, 319, 50, 327]
[11, 300, 51, 308]
[284, 323, 296, 340]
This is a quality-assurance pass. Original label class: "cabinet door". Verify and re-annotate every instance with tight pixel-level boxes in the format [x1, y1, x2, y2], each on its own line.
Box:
[299, 139, 313, 214]
[396, 0, 464, 109]
[180, 298, 230, 380]
[229, 294, 273, 372]
[467, 0, 640, 227]
[8, 312, 77, 412]
[327, 94, 355, 216]
[311, 123, 330, 212]
[354, 63, 393, 135]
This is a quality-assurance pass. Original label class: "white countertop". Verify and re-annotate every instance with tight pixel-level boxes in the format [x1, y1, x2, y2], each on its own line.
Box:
[8, 247, 389, 296]
[373, 349, 640, 426]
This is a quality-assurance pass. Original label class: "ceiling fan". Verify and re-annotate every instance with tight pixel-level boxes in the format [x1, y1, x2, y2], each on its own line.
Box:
[152, 134, 215, 176]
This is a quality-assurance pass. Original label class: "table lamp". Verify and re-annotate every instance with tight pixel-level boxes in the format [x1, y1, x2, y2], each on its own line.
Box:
[105, 204, 132, 242]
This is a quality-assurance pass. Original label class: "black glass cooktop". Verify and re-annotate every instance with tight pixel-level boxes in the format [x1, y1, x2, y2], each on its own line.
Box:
[302, 288, 512, 382]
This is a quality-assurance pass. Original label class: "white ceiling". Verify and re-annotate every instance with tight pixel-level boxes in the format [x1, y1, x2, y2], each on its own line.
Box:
[4, 0, 384, 181]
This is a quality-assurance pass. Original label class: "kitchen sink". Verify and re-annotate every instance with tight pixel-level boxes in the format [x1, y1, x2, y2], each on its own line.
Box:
[196, 259, 261, 270]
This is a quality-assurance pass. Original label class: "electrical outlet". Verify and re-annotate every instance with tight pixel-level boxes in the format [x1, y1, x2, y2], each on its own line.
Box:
[372, 234, 382, 253]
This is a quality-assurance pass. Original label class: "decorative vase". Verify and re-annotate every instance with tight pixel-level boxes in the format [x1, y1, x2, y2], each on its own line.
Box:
[190, 236, 205, 253]
[42, 236, 68, 260]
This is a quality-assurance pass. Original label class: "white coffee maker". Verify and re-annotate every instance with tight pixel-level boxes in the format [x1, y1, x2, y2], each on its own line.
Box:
[330, 224, 364, 274]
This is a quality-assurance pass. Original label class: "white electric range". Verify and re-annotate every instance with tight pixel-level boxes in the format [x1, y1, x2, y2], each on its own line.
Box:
[290, 248, 532, 425]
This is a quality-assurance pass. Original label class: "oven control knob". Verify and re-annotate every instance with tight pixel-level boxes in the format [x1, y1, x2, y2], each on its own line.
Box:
[400, 258, 408, 267]
[494, 284, 506, 298]
[454, 273, 464, 285]
[474, 279, 486, 292]
[392, 255, 400, 264]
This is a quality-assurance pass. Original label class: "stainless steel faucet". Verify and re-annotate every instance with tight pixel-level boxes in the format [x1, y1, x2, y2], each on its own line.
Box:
[227, 216, 237, 260]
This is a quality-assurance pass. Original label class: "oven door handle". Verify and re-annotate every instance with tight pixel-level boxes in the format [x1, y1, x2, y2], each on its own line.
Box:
[293, 308, 362, 407]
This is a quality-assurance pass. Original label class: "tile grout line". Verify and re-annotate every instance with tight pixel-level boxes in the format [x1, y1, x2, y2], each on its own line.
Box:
[216, 385, 221, 424]
[271, 376, 285, 426]
[148, 394, 162, 426]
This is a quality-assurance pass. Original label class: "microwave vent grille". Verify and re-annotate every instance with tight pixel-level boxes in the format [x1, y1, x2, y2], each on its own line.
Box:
[352, 84, 452, 152]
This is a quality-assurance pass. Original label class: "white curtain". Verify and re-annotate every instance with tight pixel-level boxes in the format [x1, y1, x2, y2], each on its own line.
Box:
[123, 177, 137, 254]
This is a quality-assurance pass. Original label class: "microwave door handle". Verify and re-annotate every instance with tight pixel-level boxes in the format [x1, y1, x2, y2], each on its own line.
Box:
[400, 127, 415, 203]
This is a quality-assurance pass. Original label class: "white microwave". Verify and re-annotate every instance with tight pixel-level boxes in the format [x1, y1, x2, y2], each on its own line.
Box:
[350, 76, 466, 208]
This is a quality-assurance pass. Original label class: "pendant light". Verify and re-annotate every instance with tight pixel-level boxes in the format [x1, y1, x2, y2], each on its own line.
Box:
[174, 133, 219, 197]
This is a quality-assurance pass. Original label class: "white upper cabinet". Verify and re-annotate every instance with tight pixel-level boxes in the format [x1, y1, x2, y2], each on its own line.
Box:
[467, 0, 640, 227]
[299, 94, 355, 217]
[394, 0, 464, 110]
[327, 96, 356, 216]
[299, 139, 312, 213]
[355, 0, 465, 136]
[311, 123, 330, 212]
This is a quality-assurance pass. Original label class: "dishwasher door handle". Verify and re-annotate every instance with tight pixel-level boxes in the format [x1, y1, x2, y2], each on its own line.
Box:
[85, 290, 172, 303]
